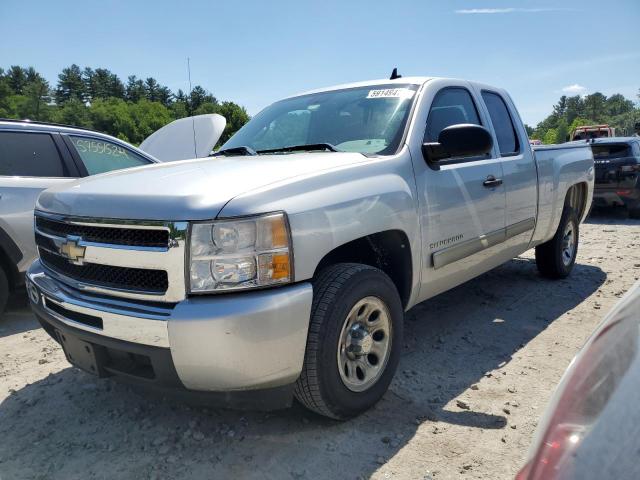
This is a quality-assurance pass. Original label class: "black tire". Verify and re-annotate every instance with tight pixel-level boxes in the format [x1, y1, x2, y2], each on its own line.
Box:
[535, 206, 579, 279]
[294, 263, 403, 420]
[0, 266, 8, 317]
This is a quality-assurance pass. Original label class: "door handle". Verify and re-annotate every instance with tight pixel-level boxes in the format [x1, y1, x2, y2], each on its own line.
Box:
[483, 175, 503, 188]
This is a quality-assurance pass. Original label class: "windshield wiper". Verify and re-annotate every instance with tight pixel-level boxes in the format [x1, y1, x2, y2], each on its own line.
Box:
[212, 146, 257, 157]
[256, 143, 341, 154]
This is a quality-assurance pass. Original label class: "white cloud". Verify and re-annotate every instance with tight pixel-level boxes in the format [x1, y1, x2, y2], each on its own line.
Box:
[561, 84, 587, 95]
[455, 7, 570, 14]
[456, 8, 516, 14]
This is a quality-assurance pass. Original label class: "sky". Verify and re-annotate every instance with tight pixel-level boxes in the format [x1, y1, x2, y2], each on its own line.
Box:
[1, 0, 638, 126]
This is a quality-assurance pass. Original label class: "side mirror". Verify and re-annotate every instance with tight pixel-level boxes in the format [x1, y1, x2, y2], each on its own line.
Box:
[422, 124, 493, 164]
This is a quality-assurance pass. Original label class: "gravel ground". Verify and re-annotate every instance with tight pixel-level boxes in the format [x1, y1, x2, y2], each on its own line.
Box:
[1, 208, 639, 480]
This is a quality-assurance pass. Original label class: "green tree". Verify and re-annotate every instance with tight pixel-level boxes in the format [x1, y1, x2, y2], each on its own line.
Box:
[189, 85, 216, 113]
[543, 128, 557, 145]
[144, 77, 160, 102]
[583, 92, 607, 123]
[606, 94, 634, 116]
[555, 119, 569, 143]
[51, 98, 92, 128]
[565, 95, 584, 125]
[128, 99, 172, 144]
[193, 101, 250, 145]
[126, 75, 146, 102]
[552, 95, 568, 117]
[524, 124, 534, 137]
[56, 64, 85, 104]
[2, 64, 251, 146]
[22, 78, 52, 120]
[157, 86, 173, 107]
[84, 67, 125, 101]
[0, 69, 15, 116]
[6, 65, 28, 94]
[535, 90, 639, 142]
[89, 98, 136, 141]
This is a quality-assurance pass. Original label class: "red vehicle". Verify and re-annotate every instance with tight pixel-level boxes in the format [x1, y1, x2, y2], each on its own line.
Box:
[571, 124, 616, 141]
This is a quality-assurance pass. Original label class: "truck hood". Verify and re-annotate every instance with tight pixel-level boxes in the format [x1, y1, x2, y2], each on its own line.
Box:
[37, 152, 369, 221]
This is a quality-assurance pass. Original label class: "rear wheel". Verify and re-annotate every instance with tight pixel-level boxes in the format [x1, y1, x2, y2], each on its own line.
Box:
[294, 263, 403, 419]
[535, 206, 579, 279]
[0, 266, 9, 316]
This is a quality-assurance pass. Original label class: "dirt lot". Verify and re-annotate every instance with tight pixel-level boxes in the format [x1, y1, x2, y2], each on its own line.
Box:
[1, 209, 639, 480]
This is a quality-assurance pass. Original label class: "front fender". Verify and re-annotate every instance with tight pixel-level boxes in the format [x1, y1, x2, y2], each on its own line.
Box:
[218, 152, 422, 306]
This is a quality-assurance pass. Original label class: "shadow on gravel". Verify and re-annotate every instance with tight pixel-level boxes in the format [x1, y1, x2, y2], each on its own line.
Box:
[396, 258, 606, 431]
[586, 206, 640, 225]
[0, 258, 606, 480]
[0, 289, 36, 338]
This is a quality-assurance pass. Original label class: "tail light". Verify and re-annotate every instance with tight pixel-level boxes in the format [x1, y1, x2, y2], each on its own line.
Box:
[517, 283, 640, 480]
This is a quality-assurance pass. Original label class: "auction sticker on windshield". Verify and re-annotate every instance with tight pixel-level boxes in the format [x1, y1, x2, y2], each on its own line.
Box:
[366, 88, 415, 99]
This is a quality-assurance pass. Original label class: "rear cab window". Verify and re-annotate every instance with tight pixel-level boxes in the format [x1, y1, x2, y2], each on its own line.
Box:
[0, 131, 68, 177]
[592, 143, 632, 160]
[68, 136, 151, 175]
[481, 91, 520, 156]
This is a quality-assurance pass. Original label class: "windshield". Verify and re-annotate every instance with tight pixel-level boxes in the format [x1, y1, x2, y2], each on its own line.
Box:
[221, 84, 418, 155]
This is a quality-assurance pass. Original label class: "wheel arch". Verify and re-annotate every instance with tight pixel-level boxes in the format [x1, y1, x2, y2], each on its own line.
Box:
[312, 229, 413, 309]
[565, 181, 589, 221]
[0, 227, 22, 290]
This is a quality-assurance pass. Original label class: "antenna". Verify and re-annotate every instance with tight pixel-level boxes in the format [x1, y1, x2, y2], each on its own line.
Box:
[187, 57, 197, 158]
[390, 67, 402, 80]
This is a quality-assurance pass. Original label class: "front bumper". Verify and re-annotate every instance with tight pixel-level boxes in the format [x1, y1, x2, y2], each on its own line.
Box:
[27, 261, 313, 402]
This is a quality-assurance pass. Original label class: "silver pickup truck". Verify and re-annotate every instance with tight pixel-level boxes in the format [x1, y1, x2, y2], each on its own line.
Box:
[26, 76, 594, 419]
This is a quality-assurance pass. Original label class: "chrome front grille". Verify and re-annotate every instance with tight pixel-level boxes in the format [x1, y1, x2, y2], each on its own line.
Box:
[34, 211, 188, 303]
[38, 249, 169, 293]
[36, 216, 170, 248]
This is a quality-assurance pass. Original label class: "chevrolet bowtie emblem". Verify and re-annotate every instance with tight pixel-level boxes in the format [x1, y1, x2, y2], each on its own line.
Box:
[59, 237, 86, 265]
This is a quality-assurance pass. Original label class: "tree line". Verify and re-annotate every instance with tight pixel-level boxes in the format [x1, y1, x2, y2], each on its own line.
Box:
[0, 65, 250, 145]
[528, 90, 640, 143]
[2, 65, 637, 147]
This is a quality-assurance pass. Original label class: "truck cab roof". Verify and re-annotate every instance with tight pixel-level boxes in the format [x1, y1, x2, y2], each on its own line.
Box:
[286, 76, 434, 99]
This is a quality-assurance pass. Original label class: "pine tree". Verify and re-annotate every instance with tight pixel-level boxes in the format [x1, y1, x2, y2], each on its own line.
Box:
[55, 64, 86, 104]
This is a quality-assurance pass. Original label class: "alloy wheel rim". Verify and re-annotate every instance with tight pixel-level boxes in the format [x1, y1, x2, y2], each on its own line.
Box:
[337, 296, 392, 392]
[562, 222, 576, 266]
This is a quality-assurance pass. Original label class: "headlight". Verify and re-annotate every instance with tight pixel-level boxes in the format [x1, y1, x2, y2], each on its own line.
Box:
[189, 212, 292, 293]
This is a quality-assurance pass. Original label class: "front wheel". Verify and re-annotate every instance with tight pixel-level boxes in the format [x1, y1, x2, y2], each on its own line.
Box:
[535, 206, 579, 279]
[294, 263, 403, 420]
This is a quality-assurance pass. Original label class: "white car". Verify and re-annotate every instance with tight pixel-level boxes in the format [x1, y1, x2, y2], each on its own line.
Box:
[0, 120, 159, 314]
[0, 114, 226, 314]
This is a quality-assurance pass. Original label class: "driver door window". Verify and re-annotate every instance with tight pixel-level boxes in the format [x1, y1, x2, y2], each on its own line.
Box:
[424, 88, 482, 143]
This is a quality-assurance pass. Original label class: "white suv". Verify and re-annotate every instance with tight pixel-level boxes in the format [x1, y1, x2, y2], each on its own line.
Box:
[0, 119, 158, 314]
